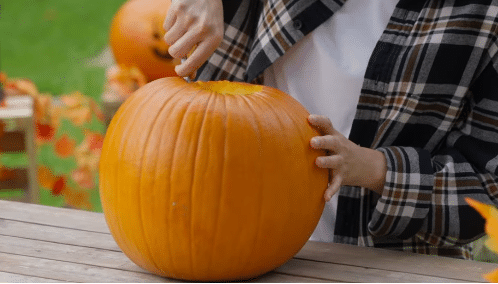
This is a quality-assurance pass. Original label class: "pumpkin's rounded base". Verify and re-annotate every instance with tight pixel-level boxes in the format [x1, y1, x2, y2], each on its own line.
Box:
[100, 77, 328, 282]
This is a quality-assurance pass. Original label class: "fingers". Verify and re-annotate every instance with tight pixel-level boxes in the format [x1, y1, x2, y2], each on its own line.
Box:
[164, 17, 188, 46]
[315, 155, 342, 169]
[162, 0, 224, 78]
[308, 114, 336, 135]
[167, 28, 199, 58]
[310, 135, 339, 152]
[310, 131, 344, 201]
[324, 174, 342, 202]
[316, 155, 343, 202]
[309, 123, 343, 201]
[175, 38, 219, 77]
[163, 10, 177, 38]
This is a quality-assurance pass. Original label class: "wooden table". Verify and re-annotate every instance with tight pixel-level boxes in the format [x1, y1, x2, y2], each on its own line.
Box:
[0, 200, 496, 283]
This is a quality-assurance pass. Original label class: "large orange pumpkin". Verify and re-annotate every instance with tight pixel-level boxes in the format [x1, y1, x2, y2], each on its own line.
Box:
[109, 0, 180, 81]
[99, 78, 328, 281]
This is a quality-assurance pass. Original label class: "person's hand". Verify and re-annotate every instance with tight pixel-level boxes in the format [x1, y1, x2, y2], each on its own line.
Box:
[163, 0, 224, 79]
[308, 114, 387, 201]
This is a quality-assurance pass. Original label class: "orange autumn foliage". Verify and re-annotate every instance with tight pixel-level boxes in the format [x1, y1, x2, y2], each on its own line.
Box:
[75, 132, 102, 172]
[1, 71, 102, 211]
[38, 165, 57, 189]
[51, 176, 66, 196]
[466, 198, 498, 282]
[102, 65, 147, 102]
[72, 166, 94, 189]
[55, 135, 76, 158]
[64, 190, 92, 211]
[36, 122, 55, 142]
[3, 77, 38, 97]
[87, 132, 104, 151]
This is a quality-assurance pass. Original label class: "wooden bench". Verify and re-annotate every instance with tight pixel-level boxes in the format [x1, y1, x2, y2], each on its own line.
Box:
[0, 95, 38, 203]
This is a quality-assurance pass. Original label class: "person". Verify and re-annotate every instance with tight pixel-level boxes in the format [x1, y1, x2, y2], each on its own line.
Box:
[163, 0, 498, 259]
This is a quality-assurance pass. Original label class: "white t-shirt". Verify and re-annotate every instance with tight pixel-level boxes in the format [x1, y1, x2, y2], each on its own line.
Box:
[263, 0, 398, 242]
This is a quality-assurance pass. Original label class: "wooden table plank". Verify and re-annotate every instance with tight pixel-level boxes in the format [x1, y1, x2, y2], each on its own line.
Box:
[252, 272, 331, 283]
[0, 272, 64, 283]
[0, 200, 108, 233]
[0, 236, 326, 283]
[0, 252, 173, 283]
[1, 200, 497, 283]
[276, 258, 464, 283]
[0, 223, 480, 283]
[0, 233, 468, 283]
[0, 218, 119, 251]
[0, 235, 133, 272]
[296, 241, 497, 282]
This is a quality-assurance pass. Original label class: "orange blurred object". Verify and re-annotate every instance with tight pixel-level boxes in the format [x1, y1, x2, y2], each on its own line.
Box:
[55, 134, 76, 158]
[466, 197, 498, 282]
[38, 165, 57, 189]
[72, 166, 94, 189]
[102, 65, 147, 101]
[109, 0, 180, 81]
[51, 176, 66, 196]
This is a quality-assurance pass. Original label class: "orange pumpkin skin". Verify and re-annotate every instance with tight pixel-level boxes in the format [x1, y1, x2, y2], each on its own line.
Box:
[99, 78, 328, 281]
[109, 0, 180, 81]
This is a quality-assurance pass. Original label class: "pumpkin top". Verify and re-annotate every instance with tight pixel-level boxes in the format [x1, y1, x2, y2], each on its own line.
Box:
[193, 81, 263, 96]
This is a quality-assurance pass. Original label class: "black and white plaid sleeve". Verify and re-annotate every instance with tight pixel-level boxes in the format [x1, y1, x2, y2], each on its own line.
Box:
[350, 0, 498, 248]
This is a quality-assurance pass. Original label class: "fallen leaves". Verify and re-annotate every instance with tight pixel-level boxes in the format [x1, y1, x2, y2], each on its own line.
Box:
[466, 198, 498, 282]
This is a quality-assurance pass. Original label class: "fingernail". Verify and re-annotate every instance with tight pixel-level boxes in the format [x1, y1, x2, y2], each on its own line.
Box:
[311, 138, 320, 147]
[175, 66, 184, 77]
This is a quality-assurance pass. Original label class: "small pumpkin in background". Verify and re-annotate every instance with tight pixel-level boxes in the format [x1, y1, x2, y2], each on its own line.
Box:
[109, 0, 180, 81]
[99, 78, 328, 281]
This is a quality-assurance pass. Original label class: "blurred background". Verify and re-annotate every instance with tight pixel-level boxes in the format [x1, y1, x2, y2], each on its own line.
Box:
[2, 0, 123, 100]
[0, 0, 127, 212]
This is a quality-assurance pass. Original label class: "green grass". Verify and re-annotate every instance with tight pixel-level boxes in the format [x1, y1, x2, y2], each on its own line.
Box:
[0, 0, 125, 101]
[0, 0, 123, 210]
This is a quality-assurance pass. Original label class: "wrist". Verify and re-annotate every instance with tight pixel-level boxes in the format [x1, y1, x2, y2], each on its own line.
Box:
[358, 147, 387, 195]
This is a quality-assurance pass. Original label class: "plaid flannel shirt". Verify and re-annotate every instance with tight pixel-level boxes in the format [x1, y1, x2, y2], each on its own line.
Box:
[197, 0, 498, 259]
